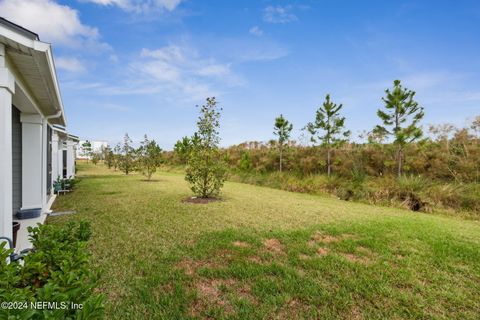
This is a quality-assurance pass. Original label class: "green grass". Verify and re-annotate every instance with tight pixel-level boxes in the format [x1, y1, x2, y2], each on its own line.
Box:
[49, 163, 480, 319]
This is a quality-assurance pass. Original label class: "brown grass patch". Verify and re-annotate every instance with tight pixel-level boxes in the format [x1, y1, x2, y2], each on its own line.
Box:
[190, 279, 235, 317]
[236, 283, 256, 303]
[248, 256, 265, 264]
[176, 259, 220, 276]
[276, 298, 310, 319]
[317, 247, 329, 256]
[263, 238, 284, 254]
[232, 241, 250, 248]
[341, 253, 371, 265]
[308, 231, 341, 246]
[349, 304, 363, 320]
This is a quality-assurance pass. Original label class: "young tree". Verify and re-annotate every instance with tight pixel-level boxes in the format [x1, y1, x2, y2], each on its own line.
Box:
[305, 94, 350, 176]
[81, 140, 92, 163]
[273, 114, 293, 172]
[185, 97, 227, 198]
[137, 135, 163, 180]
[113, 143, 121, 171]
[119, 133, 135, 175]
[373, 80, 424, 177]
[104, 146, 114, 169]
[91, 152, 101, 165]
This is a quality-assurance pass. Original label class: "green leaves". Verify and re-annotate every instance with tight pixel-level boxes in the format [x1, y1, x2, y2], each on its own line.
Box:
[185, 97, 228, 198]
[0, 221, 104, 319]
[137, 135, 163, 180]
[119, 133, 136, 175]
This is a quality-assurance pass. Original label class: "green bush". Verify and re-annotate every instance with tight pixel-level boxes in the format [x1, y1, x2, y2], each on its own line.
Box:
[0, 221, 104, 319]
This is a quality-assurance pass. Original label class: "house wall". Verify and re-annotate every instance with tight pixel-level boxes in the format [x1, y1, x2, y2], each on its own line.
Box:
[66, 141, 76, 177]
[20, 113, 44, 210]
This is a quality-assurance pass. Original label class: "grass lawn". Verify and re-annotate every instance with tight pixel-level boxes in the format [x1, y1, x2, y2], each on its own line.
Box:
[50, 163, 480, 319]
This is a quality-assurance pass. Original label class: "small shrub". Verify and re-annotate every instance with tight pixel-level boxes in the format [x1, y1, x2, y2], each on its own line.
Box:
[0, 221, 104, 319]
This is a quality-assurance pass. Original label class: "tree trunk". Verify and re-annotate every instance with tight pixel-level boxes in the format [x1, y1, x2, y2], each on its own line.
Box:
[327, 148, 332, 177]
[279, 146, 283, 173]
[397, 146, 403, 178]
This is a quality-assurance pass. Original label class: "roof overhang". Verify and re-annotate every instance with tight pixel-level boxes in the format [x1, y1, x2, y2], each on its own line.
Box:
[0, 18, 66, 126]
[68, 134, 80, 142]
[52, 125, 79, 143]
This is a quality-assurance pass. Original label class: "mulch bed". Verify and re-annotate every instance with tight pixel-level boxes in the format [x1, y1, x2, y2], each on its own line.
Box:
[183, 197, 221, 204]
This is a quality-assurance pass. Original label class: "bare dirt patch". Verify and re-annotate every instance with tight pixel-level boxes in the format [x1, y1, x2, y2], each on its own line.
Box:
[341, 253, 371, 265]
[308, 232, 340, 246]
[232, 241, 250, 248]
[263, 238, 285, 254]
[236, 283, 256, 303]
[190, 279, 236, 316]
[183, 197, 221, 204]
[176, 259, 220, 276]
[277, 298, 311, 319]
[349, 304, 363, 320]
[317, 247, 329, 256]
[308, 231, 361, 247]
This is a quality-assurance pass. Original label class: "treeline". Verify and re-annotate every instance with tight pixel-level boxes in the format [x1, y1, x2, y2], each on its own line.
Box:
[164, 118, 479, 213]
[164, 80, 479, 214]
[83, 134, 163, 180]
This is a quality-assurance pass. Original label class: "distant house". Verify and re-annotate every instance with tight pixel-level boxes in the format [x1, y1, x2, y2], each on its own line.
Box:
[0, 18, 78, 248]
[77, 140, 108, 159]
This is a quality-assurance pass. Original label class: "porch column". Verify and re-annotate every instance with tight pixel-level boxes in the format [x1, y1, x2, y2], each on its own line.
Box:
[20, 113, 43, 210]
[0, 43, 14, 240]
[66, 140, 75, 177]
[51, 132, 59, 189]
[57, 139, 63, 178]
[41, 119, 47, 211]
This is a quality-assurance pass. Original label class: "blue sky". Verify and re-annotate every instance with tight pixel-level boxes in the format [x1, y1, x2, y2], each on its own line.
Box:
[2, 0, 480, 148]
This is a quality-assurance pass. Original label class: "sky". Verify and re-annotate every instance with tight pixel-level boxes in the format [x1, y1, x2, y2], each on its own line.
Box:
[1, 0, 479, 149]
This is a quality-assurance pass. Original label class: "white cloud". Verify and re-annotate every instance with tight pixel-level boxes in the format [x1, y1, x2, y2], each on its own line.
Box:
[55, 57, 86, 73]
[97, 45, 241, 100]
[249, 26, 264, 36]
[82, 0, 182, 13]
[0, 0, 101, 47]
[263, 5, 298, 24]
[197, 64, 230, 77]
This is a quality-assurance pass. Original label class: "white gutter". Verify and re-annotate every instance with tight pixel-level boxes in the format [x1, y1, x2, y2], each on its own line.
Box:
[45, 110, 62, 121]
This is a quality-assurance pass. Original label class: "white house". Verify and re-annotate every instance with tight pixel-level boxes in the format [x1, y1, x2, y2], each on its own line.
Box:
[0, 18, 78, 249]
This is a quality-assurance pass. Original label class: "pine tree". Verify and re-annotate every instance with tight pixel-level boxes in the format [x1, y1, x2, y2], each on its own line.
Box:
[305, 94, 350, 176]
[273, 114, 293, 172]
[119, 133, 135, 175]
[374, 80, 424, 177]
